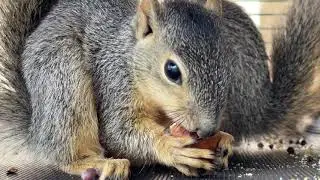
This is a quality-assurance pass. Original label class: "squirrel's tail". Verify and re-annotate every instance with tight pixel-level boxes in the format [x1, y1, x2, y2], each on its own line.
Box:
[0, 0, 55, 155]
[270, 0, 320, 134]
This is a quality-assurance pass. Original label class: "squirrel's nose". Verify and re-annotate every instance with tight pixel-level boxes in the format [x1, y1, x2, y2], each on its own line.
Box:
[196, 128, 215, 138]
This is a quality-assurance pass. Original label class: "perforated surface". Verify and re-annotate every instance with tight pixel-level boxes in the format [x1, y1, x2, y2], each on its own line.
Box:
[1, 150, 319, 180]
[130, 151, 320, 180]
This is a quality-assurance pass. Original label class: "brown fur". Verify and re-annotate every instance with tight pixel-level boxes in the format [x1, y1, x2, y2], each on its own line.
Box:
[205, 0, 223, 16]
[63, 157, 130, 179]
[72, 76, 103, 161]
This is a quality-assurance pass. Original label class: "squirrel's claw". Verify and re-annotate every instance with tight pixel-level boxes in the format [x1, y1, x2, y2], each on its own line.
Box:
[174, 165, 199, 177]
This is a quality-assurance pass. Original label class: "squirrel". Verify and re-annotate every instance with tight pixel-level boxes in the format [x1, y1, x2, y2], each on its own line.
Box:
[0, 0, 319, 179]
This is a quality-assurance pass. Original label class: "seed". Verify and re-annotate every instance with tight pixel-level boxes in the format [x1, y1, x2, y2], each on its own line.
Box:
[306, 156, 313, 163]
[269, 144, 274, 150]
[300, 140, 307, 146]
[258, 142, 264, 149]
[287, 147, 295, 155]
[6, 167, 18, 176]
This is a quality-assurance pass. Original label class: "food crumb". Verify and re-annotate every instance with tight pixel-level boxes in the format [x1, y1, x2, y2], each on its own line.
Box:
[170, 175, 174, 178]
[287, 147, 295, 155]
[269, 144, 274, 150]
[279, 139, 283, 144]
[258, 142, 264, 149]
[6, 167, 18, 176]
[306, 156, 314, 163]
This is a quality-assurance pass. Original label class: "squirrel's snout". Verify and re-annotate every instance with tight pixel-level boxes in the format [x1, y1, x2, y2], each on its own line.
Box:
[194, 114, 221, 138]
[197, 128, 213, 138]
[196, 125, 216, 138]
[192, 112, 219, 138]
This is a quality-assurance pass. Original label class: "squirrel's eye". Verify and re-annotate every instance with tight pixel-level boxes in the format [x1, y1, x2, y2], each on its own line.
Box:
[164, 60, 182, 84]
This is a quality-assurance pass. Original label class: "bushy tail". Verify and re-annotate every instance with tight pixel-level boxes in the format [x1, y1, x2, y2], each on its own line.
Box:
[271, 0, 320, 134]
[0, 0, 56, 155]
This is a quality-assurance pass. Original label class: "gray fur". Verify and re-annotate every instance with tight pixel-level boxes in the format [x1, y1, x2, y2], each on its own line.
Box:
[159, 1, 230, 137]
[0, 0, 57, 160]
[270, 0, 320, 136]
[21, 0, 156, 165]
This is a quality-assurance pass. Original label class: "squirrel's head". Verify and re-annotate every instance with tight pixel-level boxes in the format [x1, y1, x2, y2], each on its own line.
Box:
[132, 0, 231, 138]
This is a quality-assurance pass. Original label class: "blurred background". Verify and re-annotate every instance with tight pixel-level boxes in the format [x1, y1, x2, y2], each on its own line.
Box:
[232, 0, 291, 55]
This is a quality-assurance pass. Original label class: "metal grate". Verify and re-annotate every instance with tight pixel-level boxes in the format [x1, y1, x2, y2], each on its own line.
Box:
[1, 150, 319, 180]
[130, 150, 320, 180]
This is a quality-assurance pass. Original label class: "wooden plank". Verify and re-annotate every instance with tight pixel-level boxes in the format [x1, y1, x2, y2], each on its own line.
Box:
[233, 1, 291, 15]
[231, 0, 291, 55]
[259, 1, 292, 15]
[260, 29, 273, 44]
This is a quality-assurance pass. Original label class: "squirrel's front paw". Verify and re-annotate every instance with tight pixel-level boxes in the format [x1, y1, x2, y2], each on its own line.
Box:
[155, 135, 215, 176]
[210, 131, 234, 169]
[186, 131, 233, 170]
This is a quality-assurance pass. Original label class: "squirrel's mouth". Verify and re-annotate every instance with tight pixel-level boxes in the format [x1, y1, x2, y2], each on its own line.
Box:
[166, 123, 200, 139]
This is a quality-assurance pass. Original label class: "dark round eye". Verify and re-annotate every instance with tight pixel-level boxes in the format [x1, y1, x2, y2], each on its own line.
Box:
[164, 60, 182, 84]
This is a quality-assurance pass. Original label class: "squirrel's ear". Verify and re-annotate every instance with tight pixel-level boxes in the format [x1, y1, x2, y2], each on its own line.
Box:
[204, 0, 223, 16]
[135, 0, 160, 40]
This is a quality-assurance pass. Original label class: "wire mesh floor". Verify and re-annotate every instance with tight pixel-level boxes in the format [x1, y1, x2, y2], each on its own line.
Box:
[1, 150, 319, 180]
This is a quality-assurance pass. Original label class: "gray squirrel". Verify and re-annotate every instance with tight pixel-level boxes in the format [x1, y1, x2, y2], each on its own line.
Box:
[0, 0, 319, 179]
